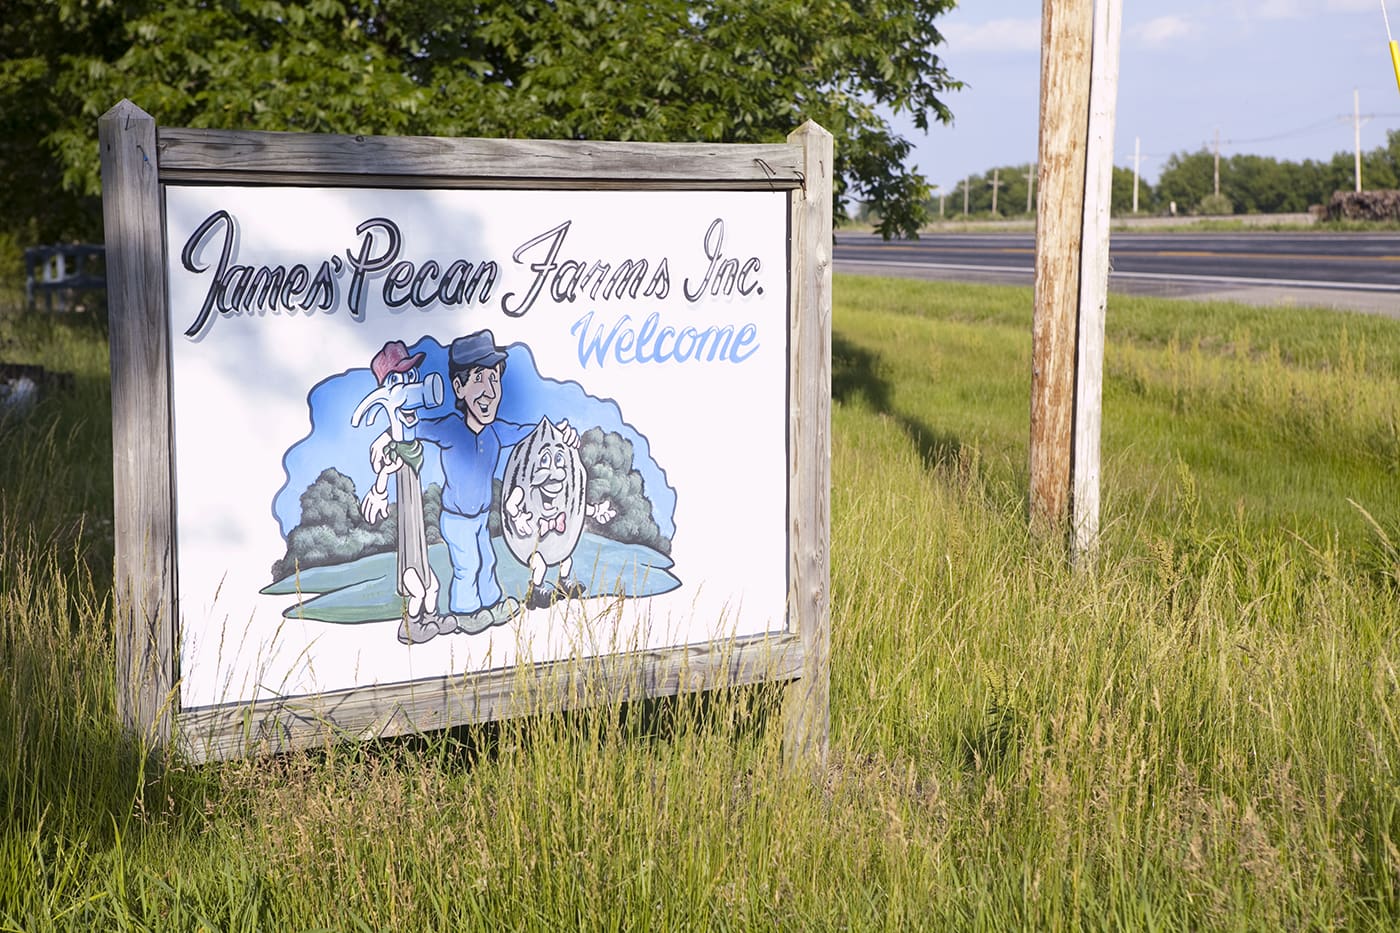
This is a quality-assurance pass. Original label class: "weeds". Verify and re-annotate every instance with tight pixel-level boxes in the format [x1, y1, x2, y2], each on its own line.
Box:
[3, 282, 1400, 929]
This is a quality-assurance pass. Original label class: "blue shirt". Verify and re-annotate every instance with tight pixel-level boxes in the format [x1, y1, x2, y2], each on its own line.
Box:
[417, 415, 532, 517]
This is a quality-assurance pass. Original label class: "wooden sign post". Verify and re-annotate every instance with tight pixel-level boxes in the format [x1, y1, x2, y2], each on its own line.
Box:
[100, 101, 832, 764]
[1030, 0, 1122, 556]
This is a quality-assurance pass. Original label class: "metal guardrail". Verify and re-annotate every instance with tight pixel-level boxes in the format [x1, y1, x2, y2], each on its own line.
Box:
[24, 244, 106, 311]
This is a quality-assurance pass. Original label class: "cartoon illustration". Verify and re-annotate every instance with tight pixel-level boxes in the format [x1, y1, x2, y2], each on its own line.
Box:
[353, 340, 446, 644]
[265, 334, 682, 632]
[415, 329, 577, 631]
[502, 417, 617, 609]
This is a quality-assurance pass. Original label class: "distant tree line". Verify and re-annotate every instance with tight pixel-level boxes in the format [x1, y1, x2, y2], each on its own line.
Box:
[915, 130, 1400, 219]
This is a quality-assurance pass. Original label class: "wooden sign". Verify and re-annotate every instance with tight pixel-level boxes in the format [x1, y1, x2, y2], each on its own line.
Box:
[99, 101, 831, 764]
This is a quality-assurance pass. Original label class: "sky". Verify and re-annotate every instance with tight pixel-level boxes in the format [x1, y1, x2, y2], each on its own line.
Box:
[891, 0, 1400, 192]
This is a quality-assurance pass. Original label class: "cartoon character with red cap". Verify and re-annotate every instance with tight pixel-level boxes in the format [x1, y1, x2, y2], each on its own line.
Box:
[354, 340, 447, 644]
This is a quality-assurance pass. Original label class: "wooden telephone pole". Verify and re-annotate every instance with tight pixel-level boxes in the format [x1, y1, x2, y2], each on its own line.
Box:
[1029, 0, 1122, 556]
[1132, 136, 1141, 214]
[1213, 127, 1221, 197]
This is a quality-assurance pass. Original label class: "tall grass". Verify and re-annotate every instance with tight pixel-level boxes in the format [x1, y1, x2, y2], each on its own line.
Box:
[2, 280, 1398, 929]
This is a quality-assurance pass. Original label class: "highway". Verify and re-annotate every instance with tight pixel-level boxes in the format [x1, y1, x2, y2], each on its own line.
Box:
[832, 231, 1400, 317]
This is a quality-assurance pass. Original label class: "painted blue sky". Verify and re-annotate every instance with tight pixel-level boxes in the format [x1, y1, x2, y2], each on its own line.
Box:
[890, 0, 1400, 191]
[272, 339, 677, 540]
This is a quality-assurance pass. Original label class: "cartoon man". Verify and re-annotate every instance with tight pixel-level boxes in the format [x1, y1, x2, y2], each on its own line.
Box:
[416, 329, 579, 632]
[355, 340, 446, 645]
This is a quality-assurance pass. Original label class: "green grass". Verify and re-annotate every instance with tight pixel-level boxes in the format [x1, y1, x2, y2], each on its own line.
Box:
[835, 276, 1400, 548]
[2, 279, 1399, 930]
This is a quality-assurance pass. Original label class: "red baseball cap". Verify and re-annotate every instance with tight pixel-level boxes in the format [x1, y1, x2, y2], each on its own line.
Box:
[370, 340, 426, 385]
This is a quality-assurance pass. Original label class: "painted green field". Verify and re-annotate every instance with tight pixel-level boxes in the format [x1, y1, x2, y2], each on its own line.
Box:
[2, 277, 1398, 930]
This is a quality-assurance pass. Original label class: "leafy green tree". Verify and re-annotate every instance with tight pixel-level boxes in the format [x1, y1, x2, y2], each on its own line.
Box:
[1, 1, 130, 243]
[997, 164, 1036, 217]
[951, 162, 1149, 218]
[1223, 155, 1282, 213]
[1380, 129, 1400, 180]
[1110, 164, 1154, 215]
[1153, 136, 1400, 216]
[8, 0, 962, 243]
[946, 165, 1032, 217]
[1155, 150, 1215, 214]
[1355, 148, 1399, 192]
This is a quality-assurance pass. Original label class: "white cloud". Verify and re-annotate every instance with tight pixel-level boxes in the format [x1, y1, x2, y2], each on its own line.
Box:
[941, 18, 1042, 53]
[1237, 0, 1377, 17]
[1130, 15, 1196, 45]
[1252, 0, 1304, 18]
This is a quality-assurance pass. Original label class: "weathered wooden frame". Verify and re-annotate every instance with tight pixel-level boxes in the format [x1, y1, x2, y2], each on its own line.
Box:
[99, 100, 831, 766]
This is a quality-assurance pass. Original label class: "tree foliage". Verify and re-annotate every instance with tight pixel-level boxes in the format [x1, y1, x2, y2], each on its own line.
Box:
[1110, 164, 1156, 216]
[946, 129, 1400, 222]
[6, 0, 961, 243]
[1154, 132, 1400, 216]
[936, 163, 1161, 219]
[1, 1, 129, 243]
[944, 165, 1037, 218]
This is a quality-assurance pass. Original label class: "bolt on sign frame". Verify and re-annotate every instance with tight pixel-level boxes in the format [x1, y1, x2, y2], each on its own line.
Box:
[99, 100, 831, 765]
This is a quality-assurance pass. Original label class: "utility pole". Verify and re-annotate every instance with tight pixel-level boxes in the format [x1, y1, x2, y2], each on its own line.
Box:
[1072, 0, 1122, 559]
[963, 175, 971, 215]
[1213, 127, 1221, 198]
[1031, 0, 1092, 538]
[940, 192, 946, 217]
[1355, 87, 1364, 192]
[989, 168, 1003, 215]
[1132, 136, 1141, 213]
[1030, 0, 1121, 553]
[1026, 163, 1036, 215]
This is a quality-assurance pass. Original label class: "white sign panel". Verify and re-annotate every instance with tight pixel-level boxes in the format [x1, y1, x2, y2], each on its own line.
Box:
[163, 186, 790, 710]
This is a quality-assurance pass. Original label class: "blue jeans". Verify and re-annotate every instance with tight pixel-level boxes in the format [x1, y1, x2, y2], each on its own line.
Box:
[439, 509, 501, 615]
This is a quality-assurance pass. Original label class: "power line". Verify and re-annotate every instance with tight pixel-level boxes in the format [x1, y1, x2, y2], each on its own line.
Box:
[1216, 115, 1349, 147]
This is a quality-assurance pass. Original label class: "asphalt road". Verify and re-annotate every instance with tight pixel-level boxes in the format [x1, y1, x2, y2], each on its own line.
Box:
[833, 231, 1400, 318]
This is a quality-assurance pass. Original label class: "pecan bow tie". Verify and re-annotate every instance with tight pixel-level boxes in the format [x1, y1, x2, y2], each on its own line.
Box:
[538, 512, 567, 536]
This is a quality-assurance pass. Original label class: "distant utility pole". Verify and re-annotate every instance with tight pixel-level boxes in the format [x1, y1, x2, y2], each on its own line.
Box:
[1026, 163, 1036, 214]
[989, 168, 1003, 215]
[1355, 87, 1365, 192]
[1132, 136, 1141, 213]
[940, 192, 946, 217]
[1213, 127, 1221, 197]
[964, 175, 970, 215]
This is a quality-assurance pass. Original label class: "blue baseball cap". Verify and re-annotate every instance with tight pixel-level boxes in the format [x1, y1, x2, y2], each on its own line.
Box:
[449, 330, 507, 370]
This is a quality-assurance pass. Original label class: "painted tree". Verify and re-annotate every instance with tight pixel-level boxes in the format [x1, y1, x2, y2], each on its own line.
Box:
[9, 0, 960, 242]
[578, 427, 671, 556]
[270, 467, 445, 582]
